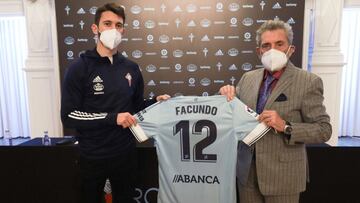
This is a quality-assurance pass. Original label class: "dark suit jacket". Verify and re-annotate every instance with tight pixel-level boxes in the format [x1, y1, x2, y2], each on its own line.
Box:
[236, 62, 332, 195]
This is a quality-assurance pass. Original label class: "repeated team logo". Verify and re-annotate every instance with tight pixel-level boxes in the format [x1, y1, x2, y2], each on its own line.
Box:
[175, 64, 182, 73]
[64, 36, 75, 45]
[188, 78, 196, 87]
[244, 32, 252, 42]
[131, 5, 142, 14]
[187, 64, 197, 72]
[59, 1, 302, 96]
[89, 7, 97, 15]
[216, 3, 224, 12]
[200, 78, 211, 86]
[146, 65, 157, 73]
[200, 19, 211, 28]
[186, 4, 197, 13]
[242, 17, 254, 26]
[132, 50, 143, 59]
[66, 50, 74, 60]
[242, 63, 253, 71]
[159, 35, 170, 44]
[160, 49, 167, 58]
[144, 20, 156, 29]
[230, 17, 238, 27]
[228, 3, 240, 12]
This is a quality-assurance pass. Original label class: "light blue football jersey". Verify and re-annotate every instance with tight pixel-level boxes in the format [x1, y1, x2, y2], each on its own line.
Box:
[132, 95, 268, 203]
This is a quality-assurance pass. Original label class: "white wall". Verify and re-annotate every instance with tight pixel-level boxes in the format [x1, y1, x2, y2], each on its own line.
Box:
[0, 0, 63, 138]
[1, 0, 352, 145]
[345, 0, 360, 7]
[305, 0, 345, 146]
[0, 0, 23, 16]
[21, 0, 62, 138]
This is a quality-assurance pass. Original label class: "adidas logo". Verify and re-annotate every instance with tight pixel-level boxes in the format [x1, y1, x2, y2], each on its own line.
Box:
[77, 8, 86, 14]
[187, 20, 196, 27]
[93, 76, 103, 83]
[174, 5, 182, 12]
[215, 49, 224, 56]
[228, 64, 238, 70]
[201, 35, 210, 41]
[287, 18, 296, 24]
[272, 3, 281, 9]
[147, 80, 156, 86]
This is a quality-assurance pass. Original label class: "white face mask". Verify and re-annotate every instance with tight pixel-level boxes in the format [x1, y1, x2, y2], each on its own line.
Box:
[261, 47, 291, 72]
[99, 29, 122, 50]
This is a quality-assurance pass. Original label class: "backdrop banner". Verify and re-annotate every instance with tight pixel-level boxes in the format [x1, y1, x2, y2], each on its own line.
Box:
[56, 0, 304, 97]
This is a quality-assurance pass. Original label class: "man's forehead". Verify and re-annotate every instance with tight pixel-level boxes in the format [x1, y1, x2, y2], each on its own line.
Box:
[261, 29, 287, 43]
[100, 11, 123, 23]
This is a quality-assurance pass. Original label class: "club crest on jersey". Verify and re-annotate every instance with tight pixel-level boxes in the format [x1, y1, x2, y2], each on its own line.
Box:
[93, 76, 104, 95]
[245, 106, 258, 119]
[125, 73, 132, 87]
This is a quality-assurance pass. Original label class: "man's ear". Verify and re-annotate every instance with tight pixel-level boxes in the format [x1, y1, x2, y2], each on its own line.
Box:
[256, 47, 262, 58]
[289, 45, 295, 55]
[288, 45, 296, 57]
[91, 24, 98, 35]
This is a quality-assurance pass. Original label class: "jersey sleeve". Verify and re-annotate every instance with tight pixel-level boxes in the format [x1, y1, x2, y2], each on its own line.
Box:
[131, 101, 162, 142]
[231, 98, 270, 145]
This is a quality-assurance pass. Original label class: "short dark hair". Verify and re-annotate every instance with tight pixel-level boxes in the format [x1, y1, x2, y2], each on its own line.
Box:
[95, 3, 125, 25]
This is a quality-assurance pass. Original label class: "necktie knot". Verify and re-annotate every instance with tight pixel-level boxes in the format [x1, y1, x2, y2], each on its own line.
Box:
[264, 74, 274, 86]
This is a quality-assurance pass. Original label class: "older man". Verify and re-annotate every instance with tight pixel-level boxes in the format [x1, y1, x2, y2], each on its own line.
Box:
[220, 20, 331, 203]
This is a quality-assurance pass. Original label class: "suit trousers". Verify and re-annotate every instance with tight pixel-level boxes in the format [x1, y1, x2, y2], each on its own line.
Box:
[237, 160, 300, 203]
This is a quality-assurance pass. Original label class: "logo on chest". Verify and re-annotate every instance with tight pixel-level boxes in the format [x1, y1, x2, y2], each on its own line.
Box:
[93, 76, 104, 95]
[125, 73, 132, 87]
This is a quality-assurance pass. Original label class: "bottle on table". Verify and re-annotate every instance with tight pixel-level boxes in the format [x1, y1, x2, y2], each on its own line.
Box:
[5, 129, 12, 146]
[42, 131, 51, 146]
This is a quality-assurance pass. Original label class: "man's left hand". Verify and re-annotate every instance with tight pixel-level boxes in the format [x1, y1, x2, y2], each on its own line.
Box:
[258, 110, 286, 133]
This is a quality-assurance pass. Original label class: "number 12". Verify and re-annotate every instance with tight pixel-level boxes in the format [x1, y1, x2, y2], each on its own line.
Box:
[173, 120, 217, 163]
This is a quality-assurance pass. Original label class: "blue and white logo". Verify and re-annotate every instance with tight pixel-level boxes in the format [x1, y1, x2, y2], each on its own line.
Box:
[64, 36, 75, 45]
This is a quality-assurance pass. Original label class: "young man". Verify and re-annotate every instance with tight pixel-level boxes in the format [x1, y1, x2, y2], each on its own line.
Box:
[220, 20, 332, 203]
[61, 3, 169, 203]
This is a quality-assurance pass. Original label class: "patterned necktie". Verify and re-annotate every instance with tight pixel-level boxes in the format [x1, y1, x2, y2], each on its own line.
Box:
[256, 74, 275, 114]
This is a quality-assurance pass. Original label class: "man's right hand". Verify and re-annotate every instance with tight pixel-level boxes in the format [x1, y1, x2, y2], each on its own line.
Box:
[116, 112, 136, 128]
[219, 85, 236, 101]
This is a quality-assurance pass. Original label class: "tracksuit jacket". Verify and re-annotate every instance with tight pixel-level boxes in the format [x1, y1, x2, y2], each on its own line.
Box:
[61, 49, 154, 159]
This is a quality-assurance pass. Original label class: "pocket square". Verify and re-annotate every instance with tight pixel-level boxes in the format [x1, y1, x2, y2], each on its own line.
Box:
[275, 93, 287, 102]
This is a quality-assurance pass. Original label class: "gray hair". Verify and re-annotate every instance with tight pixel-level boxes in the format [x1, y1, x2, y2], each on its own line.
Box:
[256, 20, 294, 47]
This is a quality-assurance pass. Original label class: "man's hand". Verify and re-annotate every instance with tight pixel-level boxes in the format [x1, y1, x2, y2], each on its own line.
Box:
[156, 94, 171, 102]
[258, 110, 286, 133]
[116, 112, 136, 128]
[219, 85, 235, 101]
